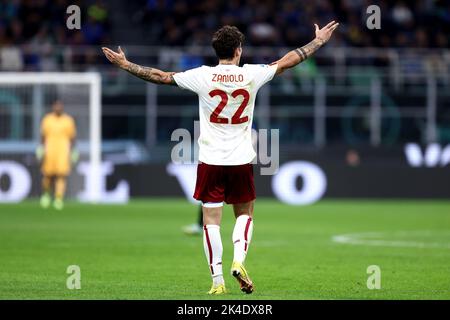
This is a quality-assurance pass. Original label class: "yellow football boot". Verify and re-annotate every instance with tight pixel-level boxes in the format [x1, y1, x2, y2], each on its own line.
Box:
[207, 283, 227, 295]
[53, 198, 64, 211]
[231, 262, 254, 294]
[40, 193, 51, 209]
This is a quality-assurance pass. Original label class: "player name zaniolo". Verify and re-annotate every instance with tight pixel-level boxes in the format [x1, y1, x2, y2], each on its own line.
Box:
[212, 73, 244, 82]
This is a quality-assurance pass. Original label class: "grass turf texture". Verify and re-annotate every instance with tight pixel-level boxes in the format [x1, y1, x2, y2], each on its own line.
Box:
[0, 199, 449, 300]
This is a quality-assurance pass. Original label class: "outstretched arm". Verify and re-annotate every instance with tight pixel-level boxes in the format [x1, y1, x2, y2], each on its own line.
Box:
[274, 21, 339, 75]
[102, 46, 176, 85]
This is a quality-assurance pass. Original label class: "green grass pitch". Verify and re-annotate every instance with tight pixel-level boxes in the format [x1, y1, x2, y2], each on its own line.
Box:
[0, 199, 449, 299]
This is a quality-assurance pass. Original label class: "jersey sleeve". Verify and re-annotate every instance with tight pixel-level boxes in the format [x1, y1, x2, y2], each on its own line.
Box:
[244, 63, 277, 89]
[40, 116, 49, 137]
[67, 117, 76, 139]
[172, 66, 205, 93]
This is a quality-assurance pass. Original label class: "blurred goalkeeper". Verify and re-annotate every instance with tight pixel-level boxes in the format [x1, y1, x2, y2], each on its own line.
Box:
[36, 100, 78, 210]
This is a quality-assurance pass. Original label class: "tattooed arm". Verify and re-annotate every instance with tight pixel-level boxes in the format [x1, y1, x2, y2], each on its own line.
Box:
[123, 62, 176, 85]
[274, 21, 339, 75]
[102, 46, 176, 85]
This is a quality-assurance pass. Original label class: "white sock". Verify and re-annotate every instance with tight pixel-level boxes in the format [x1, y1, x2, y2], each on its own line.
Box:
[203, 224, 224, 285]
[232, 215, 253, 264]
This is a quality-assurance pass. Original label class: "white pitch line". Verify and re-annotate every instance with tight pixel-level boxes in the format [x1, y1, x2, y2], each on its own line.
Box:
[332, 231, 450, 249]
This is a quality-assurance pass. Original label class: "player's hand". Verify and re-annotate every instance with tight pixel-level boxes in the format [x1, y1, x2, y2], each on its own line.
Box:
[314, 21, 339, 45]
[71, 149, 80, 164]
[102, 46, 128, 69]
[35, 145, 44, 161]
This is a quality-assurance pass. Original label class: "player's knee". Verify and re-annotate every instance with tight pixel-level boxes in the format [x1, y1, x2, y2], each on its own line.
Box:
[234, 200, 254, 214]
[202, 204, 223, 225]
[203, 214, 221, 226]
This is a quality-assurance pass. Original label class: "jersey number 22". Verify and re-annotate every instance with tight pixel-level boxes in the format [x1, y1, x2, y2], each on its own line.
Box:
[209, 89, 250, 124]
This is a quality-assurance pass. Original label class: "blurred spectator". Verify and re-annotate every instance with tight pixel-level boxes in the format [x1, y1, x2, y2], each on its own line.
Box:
[88, 0, 108, 23]
[392, 2, 414, 26]
[435, 32, 448, 48]
[82, 16, 106, 45]
[0, 0, 111, 70]
[179, 46, 205, 69]
[425, 53, 449, 85]
[346, 149, 361, 167]
[132, 0, 448, 49]
[0, 42, 23, 71]
[0, 0, 448, 71]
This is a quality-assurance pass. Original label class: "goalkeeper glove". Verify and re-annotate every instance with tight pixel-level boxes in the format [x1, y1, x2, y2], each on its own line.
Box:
[35, 145, 45, 161]
[71, 149, 80, 164]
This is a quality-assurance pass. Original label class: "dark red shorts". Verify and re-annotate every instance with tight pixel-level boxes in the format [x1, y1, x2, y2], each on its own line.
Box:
[193, 162, 256, 204]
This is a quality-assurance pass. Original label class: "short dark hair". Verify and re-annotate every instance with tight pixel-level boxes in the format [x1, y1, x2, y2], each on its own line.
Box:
[212, 26, 245, 60]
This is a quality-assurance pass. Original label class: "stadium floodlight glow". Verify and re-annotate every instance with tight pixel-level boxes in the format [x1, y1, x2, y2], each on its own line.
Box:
[0, 72, 102, 202]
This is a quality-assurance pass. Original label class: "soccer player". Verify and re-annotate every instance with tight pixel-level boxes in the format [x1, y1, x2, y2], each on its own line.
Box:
[182, 128, 257, 236]
[37, 100, 77, 210]
[102, 20, 338, 294]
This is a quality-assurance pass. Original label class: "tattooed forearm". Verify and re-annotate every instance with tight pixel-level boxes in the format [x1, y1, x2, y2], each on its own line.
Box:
[294, 38, 324, 62]
[275, 38, 325, 74]
[123, 62, 176, 85]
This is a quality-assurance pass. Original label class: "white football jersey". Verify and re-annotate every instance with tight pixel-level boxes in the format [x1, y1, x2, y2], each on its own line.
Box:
[173, 63, 277, 165]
